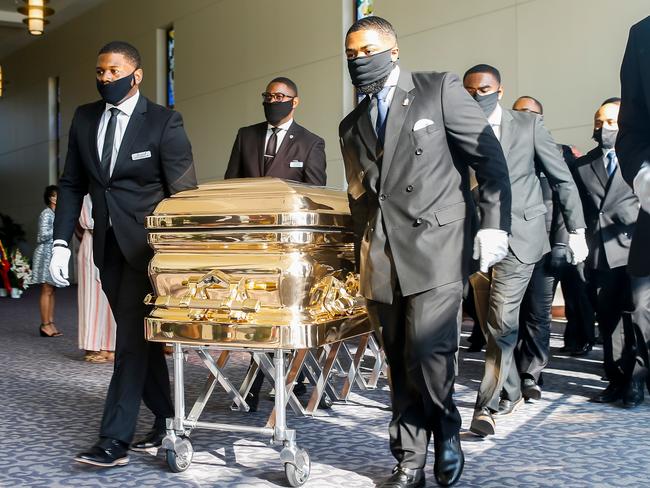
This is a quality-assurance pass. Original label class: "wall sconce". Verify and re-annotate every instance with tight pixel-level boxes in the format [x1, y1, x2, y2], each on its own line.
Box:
[17, 0, 55, 36]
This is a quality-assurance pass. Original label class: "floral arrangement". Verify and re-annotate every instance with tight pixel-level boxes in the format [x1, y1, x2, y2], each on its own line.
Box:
[9, 248, 32, 291]
[0, 239, 11, 292]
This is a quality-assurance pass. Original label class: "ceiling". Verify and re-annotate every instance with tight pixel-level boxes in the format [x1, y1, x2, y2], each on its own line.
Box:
[0, 0, 107, 60]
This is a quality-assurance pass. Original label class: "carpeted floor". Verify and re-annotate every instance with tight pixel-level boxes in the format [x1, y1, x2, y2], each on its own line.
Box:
[1, 286, 648, 487]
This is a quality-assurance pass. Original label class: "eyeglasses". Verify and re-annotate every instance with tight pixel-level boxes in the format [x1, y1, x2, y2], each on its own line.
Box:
[261, 92, 295, 102]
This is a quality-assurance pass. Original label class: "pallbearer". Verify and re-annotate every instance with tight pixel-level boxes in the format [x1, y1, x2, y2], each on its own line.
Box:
[50, 41, 197, 467]
[339, 16, 512, 488]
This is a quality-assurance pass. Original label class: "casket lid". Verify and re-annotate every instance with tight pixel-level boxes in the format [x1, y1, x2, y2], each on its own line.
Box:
[146, 177, 352, 230]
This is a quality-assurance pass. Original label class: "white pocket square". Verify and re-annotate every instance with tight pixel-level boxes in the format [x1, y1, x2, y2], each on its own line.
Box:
[290, 160, 304, 168]
[131, 151, 152, 161]
[413, 119, 434, 131]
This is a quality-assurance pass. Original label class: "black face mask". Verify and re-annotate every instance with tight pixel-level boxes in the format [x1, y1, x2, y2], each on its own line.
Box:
[473, 91, 499, 116]
[263, 100, 293, 126]
[592, 127, 618, 149]
[347, 48, 395, 95]
[96, 72, 136, 105]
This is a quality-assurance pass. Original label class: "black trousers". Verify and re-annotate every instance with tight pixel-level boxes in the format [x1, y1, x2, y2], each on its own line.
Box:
[591, 267, 650, 386]
[560, 264, 595, 350]
[98, 228, 173, 444]
[516, 255, 557, 382]
[367, 281, 463, 469]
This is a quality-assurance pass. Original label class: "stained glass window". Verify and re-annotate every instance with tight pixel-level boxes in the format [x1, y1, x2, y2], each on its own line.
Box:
[166, 28, 175, 109]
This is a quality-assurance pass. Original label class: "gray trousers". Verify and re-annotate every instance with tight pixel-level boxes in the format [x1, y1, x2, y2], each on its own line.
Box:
[475, 250, 535, 411]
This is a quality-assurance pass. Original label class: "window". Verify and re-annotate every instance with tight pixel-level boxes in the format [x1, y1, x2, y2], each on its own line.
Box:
[166, 27, 175, 109]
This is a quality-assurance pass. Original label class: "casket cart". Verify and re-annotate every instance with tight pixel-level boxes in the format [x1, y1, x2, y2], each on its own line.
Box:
[144, 178, 372, 486]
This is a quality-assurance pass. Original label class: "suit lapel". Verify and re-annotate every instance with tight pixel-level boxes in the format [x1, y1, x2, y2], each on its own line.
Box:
[111, 95, 147, 182]
[602, 162, 625, 209]
[258, 123, 267, 176]
[89, 102, 107, 183]
[499, 109, 516, 159]
[380, 69, 415, 188]
[590, 152, 609, 190]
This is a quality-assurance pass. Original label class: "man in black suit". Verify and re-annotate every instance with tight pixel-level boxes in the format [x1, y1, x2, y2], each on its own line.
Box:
[225, 77, 328, 411]
[341, 17, 512, 488]
[618, 16, 650, 279]
[49, 41, 197, 466]
[225, 77, 326, 185]
[574, 98, 650, 408]
[463, 65, 587, 437]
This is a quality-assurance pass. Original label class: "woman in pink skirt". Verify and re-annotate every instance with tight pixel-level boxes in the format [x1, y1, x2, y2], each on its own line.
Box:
[77, 195, 116, 362]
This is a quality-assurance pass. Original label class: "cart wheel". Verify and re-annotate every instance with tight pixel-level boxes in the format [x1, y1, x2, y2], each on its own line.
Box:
[284, 448, 311, 487]
[166, 437, 193, 473]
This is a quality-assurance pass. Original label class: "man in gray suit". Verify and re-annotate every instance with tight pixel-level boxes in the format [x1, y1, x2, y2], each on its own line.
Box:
[463, 65, 587, 437]
[574, 98, 650, 408]
[341, 17, 512, 488]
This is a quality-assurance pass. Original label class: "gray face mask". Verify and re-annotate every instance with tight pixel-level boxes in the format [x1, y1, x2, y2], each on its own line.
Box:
[593, 127, 618, 149]
[347, 48, 395, 95]
[473, 91, 499, 116]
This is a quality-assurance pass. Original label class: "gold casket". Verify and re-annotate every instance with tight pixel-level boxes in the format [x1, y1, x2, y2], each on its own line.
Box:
[144, 178, 370, 349]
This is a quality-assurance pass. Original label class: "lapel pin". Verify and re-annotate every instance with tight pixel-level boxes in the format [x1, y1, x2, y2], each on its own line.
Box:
[403, 98, 410, 106]
[289, 134, 294, 139]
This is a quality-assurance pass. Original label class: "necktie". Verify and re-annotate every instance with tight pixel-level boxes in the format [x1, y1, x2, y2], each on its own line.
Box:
[606, 151, 618, 177]
[100, 107, 120, 180]
[264, 127, 280, 174]
[375, 86, 391, 145]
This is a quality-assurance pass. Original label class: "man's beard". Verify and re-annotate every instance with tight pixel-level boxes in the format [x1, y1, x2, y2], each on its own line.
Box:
[356, 75, 389, 95]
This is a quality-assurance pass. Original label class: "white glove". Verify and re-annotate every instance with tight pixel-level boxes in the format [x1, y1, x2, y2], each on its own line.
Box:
[566, 229, 589, 265]
[473, 229, 509, 273]
[49, 244, 71, 287]
[633, 163, 650, 213]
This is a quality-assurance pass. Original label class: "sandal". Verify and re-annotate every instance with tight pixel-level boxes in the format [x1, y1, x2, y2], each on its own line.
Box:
[39, 322, 62, 337]
[84, 351, 108, 363]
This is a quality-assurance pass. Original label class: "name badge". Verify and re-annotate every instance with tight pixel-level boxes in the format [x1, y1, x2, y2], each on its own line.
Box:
[131, 151, 152, 161]
[290, 160, 304, 168]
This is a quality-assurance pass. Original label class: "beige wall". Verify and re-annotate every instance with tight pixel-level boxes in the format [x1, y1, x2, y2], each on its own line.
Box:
[375, 0, 649, 151]
[0, 0, 648, 249]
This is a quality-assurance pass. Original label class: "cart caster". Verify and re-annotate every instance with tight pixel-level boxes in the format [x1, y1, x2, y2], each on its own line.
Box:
[282, 447, 311, 487]
[165, 436, 193, 473]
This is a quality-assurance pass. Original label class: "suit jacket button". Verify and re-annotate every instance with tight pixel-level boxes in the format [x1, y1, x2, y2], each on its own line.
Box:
[415, 148, 423, 155]
[360, 170, 365, 178]
[380, 194, 387, 201]
[414, 218, 423, 226]
[406, 185, 414, 192]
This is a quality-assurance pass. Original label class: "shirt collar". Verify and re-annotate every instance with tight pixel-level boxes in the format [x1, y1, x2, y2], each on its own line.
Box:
[105, 90, 140, 116]
[267, 118, 293, 132]
[487, 103, 503, 126]
[602, 147, 615, 158]
[385, 64, 400, 88]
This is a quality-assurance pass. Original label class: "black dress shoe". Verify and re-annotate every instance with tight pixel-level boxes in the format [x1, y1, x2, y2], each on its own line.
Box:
[495, 396, 524, 416]
[75, 438, 129, 467]
[522, 378, 542, 401]
[571, 343, 593, 357]
[318, 394, 333, 410]
[378, 466, 425, 488]
[293, 382, 307, 396]
[466, 343, 484, 353]
[623, 380, 645, 409]
[470, 407, 495, 437]
[434, 435, 464, 486]
[560, 345, 576, 353]
[130, 428, 166, 452]
[592, 383, 623, 403]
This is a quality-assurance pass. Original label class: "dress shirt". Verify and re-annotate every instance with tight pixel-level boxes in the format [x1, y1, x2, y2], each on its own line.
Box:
[487, 103, 503, 141]
[265, 118, 294, 153]
[96, 90, 140, 177]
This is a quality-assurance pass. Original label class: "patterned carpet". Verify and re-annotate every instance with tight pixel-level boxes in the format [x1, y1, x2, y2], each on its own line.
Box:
[1, 286, 648, 488]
